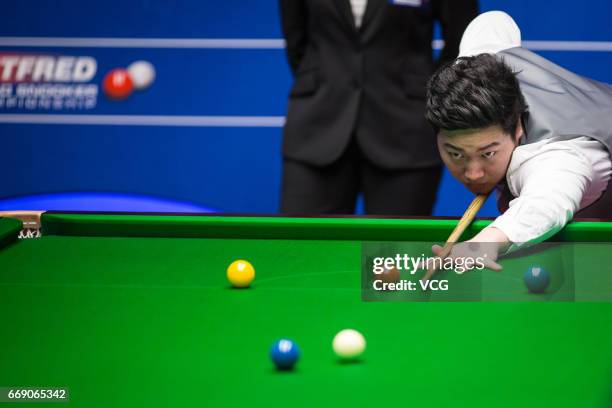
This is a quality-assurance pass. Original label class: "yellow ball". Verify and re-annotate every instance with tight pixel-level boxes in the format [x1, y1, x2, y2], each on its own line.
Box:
[227, 260, 255, 288]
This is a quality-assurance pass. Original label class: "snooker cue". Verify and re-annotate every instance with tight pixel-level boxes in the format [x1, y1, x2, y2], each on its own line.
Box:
[421, 194, 488, 282]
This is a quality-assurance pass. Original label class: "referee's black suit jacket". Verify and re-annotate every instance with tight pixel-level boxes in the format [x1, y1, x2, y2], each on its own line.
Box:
[279, 0, 478, 169]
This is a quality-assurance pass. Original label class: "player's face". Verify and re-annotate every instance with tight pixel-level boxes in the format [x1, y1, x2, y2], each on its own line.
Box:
[437, 124, 522, 195]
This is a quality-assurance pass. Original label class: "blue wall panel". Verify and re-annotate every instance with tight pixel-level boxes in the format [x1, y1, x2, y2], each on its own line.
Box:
[4, 125, 283, 213]
[0, 1, 284, 38]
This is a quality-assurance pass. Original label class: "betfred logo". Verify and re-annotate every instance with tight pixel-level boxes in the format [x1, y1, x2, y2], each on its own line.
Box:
[0, 54, 97, 83]
[0, 53, 99, 110]
[0, 54, 155, 110]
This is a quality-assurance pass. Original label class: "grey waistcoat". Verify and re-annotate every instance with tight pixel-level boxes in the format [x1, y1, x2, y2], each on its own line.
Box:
[498, 46, 612, 156]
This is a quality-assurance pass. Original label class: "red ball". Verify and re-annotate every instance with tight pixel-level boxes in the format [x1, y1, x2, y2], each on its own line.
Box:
[103, 68, 134, 100]
[381, 266, 400, 283]
[373, 266, 401, 288]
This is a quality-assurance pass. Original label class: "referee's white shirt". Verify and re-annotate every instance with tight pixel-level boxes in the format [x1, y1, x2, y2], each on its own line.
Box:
[350, 0, 368, 28]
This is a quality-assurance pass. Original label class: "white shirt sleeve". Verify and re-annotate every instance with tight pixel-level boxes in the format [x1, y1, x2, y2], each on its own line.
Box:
[458, 11, 522, 57]
[490, 138, 611, 252]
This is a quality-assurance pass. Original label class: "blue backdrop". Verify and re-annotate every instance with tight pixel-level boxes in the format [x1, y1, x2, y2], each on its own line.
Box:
[2, 0, 612, 215]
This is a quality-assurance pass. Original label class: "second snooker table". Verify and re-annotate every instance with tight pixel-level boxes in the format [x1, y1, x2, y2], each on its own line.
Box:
[1, 212, 612, 407]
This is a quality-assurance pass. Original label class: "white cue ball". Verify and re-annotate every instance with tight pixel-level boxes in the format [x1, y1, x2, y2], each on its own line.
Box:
[332, 329, 366, 359]
[127, 60, 156, 90]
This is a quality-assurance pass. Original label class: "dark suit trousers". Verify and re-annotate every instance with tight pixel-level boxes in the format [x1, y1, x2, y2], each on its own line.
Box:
[280, 138, 442, 216]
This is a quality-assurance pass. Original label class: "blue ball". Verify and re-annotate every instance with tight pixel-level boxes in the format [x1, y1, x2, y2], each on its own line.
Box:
[523, 265, 550, 293]
[270, 339, 299, 370]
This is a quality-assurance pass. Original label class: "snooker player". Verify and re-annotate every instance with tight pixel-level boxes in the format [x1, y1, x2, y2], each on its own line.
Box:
[425, 11, 612, 267]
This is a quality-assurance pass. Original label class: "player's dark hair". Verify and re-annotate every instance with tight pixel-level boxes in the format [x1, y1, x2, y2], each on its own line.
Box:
[425, 53, 527, 136]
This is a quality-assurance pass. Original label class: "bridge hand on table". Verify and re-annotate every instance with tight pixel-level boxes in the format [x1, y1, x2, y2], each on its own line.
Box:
[428, 240, 503, 278]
